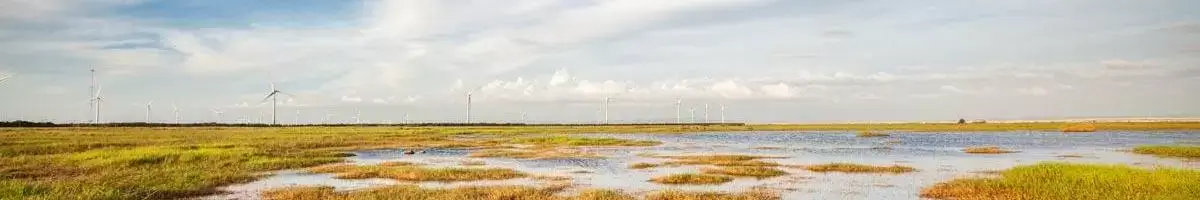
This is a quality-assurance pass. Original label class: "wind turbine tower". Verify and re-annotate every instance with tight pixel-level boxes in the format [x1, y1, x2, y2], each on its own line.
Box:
[260, 82, 287, 125]
[704, 104, 710, 123]
[688, 107, 696, 123]
[603, 97, 613, 124]
[720, 104, 727, 123]
[144, 101, 153, 123]
[465, 92, 472, 124]
[674, 98, 682, 124]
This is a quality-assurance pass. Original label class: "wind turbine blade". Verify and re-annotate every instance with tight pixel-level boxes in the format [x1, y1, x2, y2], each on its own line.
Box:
[261, 91, 279, 102]
[93, 86, 103, 98]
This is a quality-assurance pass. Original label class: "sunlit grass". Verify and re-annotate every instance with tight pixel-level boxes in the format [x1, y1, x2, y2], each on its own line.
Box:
[651, 154, 784, 167]
[306, 164, 525, 182]
[1061, 123, 1098, 132]
[963, 146, 1017, 154]
[1132, 145, 1200, 158]
[262, 185, 776, 200]
[920, 162, 1200, 200]
[509, 136, 661, 147]
[649, 173, 732, 185]
[468, 148, 599, 160]
[804, 163, 916, 173]
[700, 166, 788, 178]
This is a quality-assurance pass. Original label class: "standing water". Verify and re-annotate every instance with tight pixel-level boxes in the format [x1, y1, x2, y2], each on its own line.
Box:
[204, 131, 1199, 200]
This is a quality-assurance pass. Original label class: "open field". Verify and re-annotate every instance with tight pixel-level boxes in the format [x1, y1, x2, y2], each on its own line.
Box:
[1, 123, 1198, 199]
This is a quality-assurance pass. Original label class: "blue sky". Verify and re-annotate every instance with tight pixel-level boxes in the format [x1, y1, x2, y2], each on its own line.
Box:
[1, 0, 1198, 124]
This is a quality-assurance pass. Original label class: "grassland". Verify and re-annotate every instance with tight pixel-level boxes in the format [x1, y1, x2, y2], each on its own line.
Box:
[804, 163, 917, 173]
[1132, 145, 1200, 158]
[307, 164, 526, 182]
[0, 122, 1196, 199]
[920, 162, 1200, 200]
[650, 154, 785, 167]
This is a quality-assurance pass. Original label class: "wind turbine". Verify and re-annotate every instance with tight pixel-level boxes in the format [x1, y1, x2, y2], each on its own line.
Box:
[720, 104, 727, 123]
[404, 113, 410, 124]
[603, 97, 614, 124]
[520, 111, 528, 123]
[260, 82, 288, 125]
[465, 92, 473, 124]
[688, 107, 696, 123]
[704, 104, 710, 123]
[0, 73, 12, 85]
[209, 108, 224, 123]
[294, 110, 301, 125]
[674, 98, 682, 124]
[92, 86, 104, 123]
[171, 104, 180, 124]
[144, 101, 153, 123]
[353, 109, 361, 124]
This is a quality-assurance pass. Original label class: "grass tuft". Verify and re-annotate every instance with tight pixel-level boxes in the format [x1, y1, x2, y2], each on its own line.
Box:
[574, 189, 636, 200]
[649, 173, 732, 185]
[1132, 145, 1200, 158]
[629, 162, 660, 169]
[963, 146, 1017, 154]
[469, 148, 599, 160]
[804, 163, 916, 173]
[651, 154, 784, 167]
[920, 162, 1200, 200]
[700, 166, 788, 178]
[379, 161, 420, 167]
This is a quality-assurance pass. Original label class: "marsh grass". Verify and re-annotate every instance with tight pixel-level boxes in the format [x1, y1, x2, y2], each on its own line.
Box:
[379, 161, 421, 166]
[629, 162, 660, 169]
[856, 131, 889, 137]
[306, 164, 525, 182]
[700, 166, 788, 178]
[646, 188, 780, 200]
[508, 136, 661, 147]
[920, 162, 1200, 200]
[804, 163, 916, 173]
[652, 154, 785, 167]
[963, 146, 1017, 154]
[1061, 123, 1098, 132]
[459, 160, 486, 166]
[1132, 145, 1200, 158]
[649, 174, 732, 185]
[263, 185, 774, 200]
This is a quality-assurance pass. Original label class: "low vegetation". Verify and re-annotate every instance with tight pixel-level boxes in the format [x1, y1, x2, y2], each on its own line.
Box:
[379, 161, 421, 166]
[1061, 123, 1098, 132]
[263, 185, 776, 200]
[649, 173, 733, 185]
[459, 160, 486, 166]
[700, 166, 788, 178]
[469, 148, 599, 160]
[652, 154, 784, 167]
[920, 162, 1200, 200]
[804, 163, 916, 173]
[856, 131, 890, 137]
[646, 188, 781, 200]
[963, 146, 1017, 154]
[306, 164, 525, 182]
[629, 162, 660, 169]
[1132, 145, 1200, 158]
[508, 136, 661, 147]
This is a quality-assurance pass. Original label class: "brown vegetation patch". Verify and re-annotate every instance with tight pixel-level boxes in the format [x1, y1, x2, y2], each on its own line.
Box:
[804, 163, 916, 173]
[649, 173, 733, 185]
[963, 146, 1017, 154]
[700, 166, 788, 178]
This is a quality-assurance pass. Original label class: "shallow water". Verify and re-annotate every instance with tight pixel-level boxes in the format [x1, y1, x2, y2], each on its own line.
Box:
[204, 131, 1199, 200]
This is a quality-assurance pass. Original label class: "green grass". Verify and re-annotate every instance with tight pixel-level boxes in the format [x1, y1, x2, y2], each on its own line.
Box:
[262, 185, 776, 200]
[508, 136, 661, 146]
[649, 173, 732, 185]
[920, 162, 1200, 200]
[804, 163, 916, 173]
[1132, 145, 1200, 158]
[856, 131, 890, 137]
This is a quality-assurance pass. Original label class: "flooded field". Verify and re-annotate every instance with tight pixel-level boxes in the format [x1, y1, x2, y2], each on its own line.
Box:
[207, 131, 1199, 199]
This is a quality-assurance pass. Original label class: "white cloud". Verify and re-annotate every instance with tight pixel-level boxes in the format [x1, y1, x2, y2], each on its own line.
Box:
[1016, 87, 1049, 96]
[340, 95, 363, 103]
[760, 83, 794, 98]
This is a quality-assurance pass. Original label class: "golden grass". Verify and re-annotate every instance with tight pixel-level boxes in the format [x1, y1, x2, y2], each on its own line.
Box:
[306, 164, 526, 182]
[856, 131, 890, 137]
[1061, 123, 1098, 132]
[645, 188, 781, 200]
[649, 173, 733, 185]
[804, 163, 916, 173]
[530, 175, 572, 182]
[700, 166, 788, 178]
[459, 160, 486, 166]
[509, 136, 661, 147]
[963, 146, 1017, 154]
[468, 148, 599, 160]
[629, 162, 660, 169]
[920, 162, 1200, 200]
[574, 189, 636, 200]
[1132, 145, 1200, 158]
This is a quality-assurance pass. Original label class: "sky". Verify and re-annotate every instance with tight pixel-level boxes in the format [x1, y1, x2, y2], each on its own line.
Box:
[0, 0, 1198, 124]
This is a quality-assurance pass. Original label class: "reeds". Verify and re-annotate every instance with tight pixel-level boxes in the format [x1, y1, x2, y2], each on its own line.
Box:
[629, 162, 660, 169]
[920, 162, 1200, 200]
[1132, 145, 1200, 158]
[700, 166, 788, 178]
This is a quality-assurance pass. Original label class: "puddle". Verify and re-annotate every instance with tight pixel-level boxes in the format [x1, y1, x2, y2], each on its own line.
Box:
[204, 131, 1200, 200]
